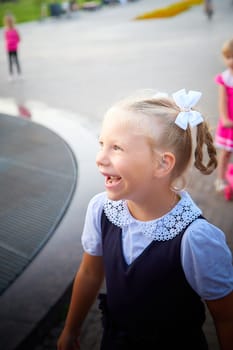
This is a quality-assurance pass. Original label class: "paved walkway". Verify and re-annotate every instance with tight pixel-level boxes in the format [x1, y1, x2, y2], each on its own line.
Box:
[0, 1, 233, 349]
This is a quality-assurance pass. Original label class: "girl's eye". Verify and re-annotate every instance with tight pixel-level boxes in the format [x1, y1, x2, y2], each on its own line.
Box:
[113, 145, 121, 151]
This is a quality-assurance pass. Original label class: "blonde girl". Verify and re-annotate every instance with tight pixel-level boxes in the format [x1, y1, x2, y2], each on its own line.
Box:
[214, 38, 233, 192]
[3, 13, 22, 81]
[58, 89, 233, 350]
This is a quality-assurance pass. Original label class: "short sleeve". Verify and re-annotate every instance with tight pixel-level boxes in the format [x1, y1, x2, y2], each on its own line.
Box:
[181, 219, 233, 300]
[81, 192, 106, 256]
[214, 73, 224, 86]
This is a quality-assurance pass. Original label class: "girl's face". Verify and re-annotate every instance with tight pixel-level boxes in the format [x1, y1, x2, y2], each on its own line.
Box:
[224, 53, 233, 71]
[5, 16, 14, 28]
[96, 108, 158, 202]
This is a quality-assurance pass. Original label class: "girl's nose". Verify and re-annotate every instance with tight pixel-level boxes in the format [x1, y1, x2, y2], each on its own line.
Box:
[96, 149, 109, 167]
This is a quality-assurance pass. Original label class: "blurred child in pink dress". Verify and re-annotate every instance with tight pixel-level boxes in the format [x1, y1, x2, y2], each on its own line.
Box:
[3, 13, 22, 81]
[214, 38, 233, 192]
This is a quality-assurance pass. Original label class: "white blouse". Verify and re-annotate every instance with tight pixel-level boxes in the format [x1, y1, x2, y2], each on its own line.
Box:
[222, 69, 233, 87]
[81, 191, 233, 300]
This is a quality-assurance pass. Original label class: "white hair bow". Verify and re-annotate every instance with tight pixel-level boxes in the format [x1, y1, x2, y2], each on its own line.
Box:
[172, 89, 204, 130]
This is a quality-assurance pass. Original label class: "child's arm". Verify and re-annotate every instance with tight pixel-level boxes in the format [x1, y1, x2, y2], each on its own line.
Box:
[218, 85, 233, 128]
[4, 30, 8, 42]
[57, 252, 105, 350]
[206, 290, 233, 350]
[17, 30, 20, 42]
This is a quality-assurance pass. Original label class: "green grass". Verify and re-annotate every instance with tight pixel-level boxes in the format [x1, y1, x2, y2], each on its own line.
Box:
[0, 0, 101, 27]
[0, 0, 40, 25]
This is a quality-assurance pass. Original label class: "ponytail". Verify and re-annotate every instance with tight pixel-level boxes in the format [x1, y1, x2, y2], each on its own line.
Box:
[194, 122, 217, 175]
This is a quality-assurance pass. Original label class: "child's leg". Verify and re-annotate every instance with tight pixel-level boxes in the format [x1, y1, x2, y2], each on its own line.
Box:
[204, 0, 213, 18]
[13, 51, 21, 74]
[215, 149, 231, 191]
[217, 149, 231, 179]
[8, 52, 13, 75]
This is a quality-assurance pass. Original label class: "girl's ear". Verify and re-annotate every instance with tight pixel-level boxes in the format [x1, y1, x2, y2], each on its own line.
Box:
[153, 152, 176, 178]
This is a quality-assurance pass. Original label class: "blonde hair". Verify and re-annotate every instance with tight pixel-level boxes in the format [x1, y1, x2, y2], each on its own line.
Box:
[222, 37, 233, 57]
[3, 13, 15, 29]
[105, 93, 217, 182]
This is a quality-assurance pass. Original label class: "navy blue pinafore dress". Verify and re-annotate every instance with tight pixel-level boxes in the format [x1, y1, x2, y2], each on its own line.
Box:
[99, 211, 208, 350]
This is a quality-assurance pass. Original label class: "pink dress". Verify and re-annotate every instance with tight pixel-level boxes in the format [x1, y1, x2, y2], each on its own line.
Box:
[4, 28, 20, 52]
[214, 69, 233, 152]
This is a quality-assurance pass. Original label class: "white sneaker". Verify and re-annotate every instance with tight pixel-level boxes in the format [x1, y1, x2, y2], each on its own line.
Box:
[17, 75, 24, 81]
[214, 179, 227, 193]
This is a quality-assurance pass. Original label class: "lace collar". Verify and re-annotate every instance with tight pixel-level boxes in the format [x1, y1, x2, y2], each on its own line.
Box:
[103, 191, 202, 241]
[222, 69, 233, 87]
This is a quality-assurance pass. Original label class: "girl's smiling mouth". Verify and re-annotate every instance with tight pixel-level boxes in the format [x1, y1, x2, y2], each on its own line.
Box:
[105, 175, 122, 187]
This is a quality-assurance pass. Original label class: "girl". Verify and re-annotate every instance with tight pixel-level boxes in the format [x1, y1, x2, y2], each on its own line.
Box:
[204, 0, 214, 19]
[214, 37, 233, 192]
[3, 13, 22, 81]
[57, 89, 233, 350]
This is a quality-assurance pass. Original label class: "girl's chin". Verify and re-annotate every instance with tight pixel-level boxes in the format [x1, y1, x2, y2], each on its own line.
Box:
[106, 191, 123, 201]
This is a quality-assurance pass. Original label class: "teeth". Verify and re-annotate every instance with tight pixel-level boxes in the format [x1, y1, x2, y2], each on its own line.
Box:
[106, 175, 120, 184]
